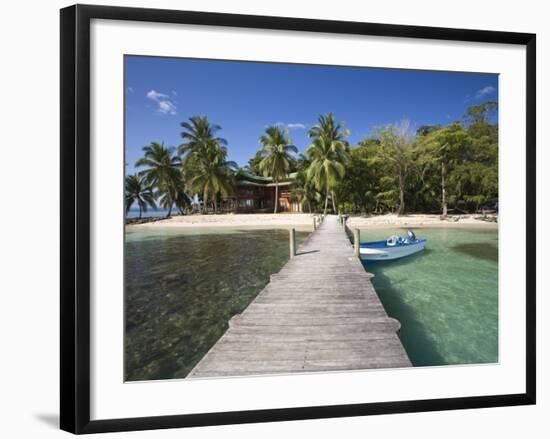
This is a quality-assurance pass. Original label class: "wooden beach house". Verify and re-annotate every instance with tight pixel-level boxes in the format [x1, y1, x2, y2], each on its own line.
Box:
[222, 172, 302, 213]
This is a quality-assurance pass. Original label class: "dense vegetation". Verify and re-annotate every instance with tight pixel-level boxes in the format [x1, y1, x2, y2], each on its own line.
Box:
[126, 102, 498, 218]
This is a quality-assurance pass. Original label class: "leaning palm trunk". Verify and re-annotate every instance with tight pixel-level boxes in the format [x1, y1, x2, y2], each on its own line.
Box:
[331, 190, 337, 213]
[274, 182, 279, 213]
[323, 193, 329, 216]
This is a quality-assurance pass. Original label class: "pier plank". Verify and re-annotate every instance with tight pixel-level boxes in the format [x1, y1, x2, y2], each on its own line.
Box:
[189, 215, 411, 378]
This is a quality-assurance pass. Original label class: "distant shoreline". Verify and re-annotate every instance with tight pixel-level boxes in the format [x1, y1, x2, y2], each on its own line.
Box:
[126, 213, 497, 230]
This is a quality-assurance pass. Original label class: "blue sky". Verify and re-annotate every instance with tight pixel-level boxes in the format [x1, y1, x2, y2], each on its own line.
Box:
[125, 56, 498, 173]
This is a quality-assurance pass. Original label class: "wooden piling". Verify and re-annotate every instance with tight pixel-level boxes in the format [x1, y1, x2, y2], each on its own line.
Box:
[313, 216, 317, 230]
[354, 229, 360, 257]
[289, 228, 296, 258]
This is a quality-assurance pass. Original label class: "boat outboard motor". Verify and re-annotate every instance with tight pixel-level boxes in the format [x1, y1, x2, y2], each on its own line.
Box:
[406, 229, 416, 241]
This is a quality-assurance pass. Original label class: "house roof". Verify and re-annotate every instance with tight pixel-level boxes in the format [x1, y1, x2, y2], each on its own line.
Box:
[236, 171, 297, 187]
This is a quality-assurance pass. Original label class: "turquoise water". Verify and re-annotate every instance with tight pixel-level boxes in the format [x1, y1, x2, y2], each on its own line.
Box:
[125, 225, 498, 381]
[125, 227, 310, 381]
[360, 227, 498, 367]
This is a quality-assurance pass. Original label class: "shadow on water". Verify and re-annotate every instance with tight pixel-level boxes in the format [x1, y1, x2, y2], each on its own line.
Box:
[452, 242, 498, 262]
[362, 252, 447, 367]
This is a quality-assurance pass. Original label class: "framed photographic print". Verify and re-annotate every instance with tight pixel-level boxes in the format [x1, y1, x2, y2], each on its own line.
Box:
[60, 4, 536, 434]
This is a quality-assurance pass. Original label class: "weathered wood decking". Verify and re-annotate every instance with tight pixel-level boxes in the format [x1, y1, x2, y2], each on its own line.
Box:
[189, 215, 411, 377]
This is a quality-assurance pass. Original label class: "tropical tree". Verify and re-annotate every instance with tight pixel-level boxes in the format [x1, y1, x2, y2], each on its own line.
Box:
[174, 189, 192, 215]
[290, 184, 319, 213]
[179, 116, 236, 213]
[373, 120, 416, 216]
[257, 126, 298, 213]
[306, 113, 350, 215]
[417, 122, 469, 218]
[185, 140, 237, 213]
[454, 102, 498, 211]
[135, 142, 182, 217]
[336, 141, 381, 214]
[245, 150, 264, 175]
[465, 101, 498, 125]
[179, 115, 228, 162]
[125, 174, 156, 219]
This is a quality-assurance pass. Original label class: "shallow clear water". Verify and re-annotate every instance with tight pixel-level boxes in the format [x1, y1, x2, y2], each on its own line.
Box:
[125, 227, 310, 381]
[360, 227, 498, 367]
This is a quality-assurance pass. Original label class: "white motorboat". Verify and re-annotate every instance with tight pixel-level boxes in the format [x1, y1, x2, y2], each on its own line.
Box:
[360, 229, 427, 262]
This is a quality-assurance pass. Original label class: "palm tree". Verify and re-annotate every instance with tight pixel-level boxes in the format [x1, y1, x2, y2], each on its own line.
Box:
[306, 113, 350, 215]
[125, 174, 156, 219]
[174, 189, 192, 215]
[290, 183, 320, 213]
[179, 116, 227, 165]
[186, 139, 237, 213]
[135, 142, 182, 217]
[257, 126, 298, 213]
[179, 116, 236, 213]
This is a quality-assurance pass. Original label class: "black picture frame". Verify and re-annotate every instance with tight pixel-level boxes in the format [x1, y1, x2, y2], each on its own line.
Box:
[60, 4, 536, 434]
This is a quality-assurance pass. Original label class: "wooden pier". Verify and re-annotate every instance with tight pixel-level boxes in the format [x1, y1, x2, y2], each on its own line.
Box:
[189, 215, 411, 377]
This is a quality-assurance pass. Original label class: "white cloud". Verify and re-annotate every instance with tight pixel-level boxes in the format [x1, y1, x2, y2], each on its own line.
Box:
[146, 89, 168, 100]
[475, 85, 496, 99]
[286, 123, 306, 129]
[146, 89, 177, 115]
[157, 100, 177, 115]
[127, 86, 134, 93]
[274, 122, 306, 130]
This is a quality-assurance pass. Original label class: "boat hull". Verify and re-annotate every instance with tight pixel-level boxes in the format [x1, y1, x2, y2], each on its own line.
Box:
[359, 239, 426, 261]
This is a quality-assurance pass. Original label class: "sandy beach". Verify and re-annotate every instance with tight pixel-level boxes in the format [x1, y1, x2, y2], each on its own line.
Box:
[346, 213, 498, 229]
[128, 213, 497, 229]
[129, 213, 317, 229]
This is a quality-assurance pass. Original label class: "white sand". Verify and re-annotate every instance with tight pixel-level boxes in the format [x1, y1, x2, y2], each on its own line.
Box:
[129, 213, 317, 229]
[347, 214, 498, 229]
[128, 213, 497, 229]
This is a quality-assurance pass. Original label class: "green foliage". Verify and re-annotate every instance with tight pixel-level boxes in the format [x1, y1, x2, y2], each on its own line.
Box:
[465, 101, 497, 125]
[125, 174, 157, 218]
[180, 116, 236, 213]
[372, 120, 417, 215]
[335, 144, 380, 213]
[305, 113, 350, 214]
[135, 142, 182, 217]
[416, 122, 469, 216]
[416, 124, 442, 137]
[246, 150, 264, 175]
[336, 102, 498, 215]
[258, 126, 297, 182]
[257, 126, 298, 213]
[131, 101, 498, 217]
